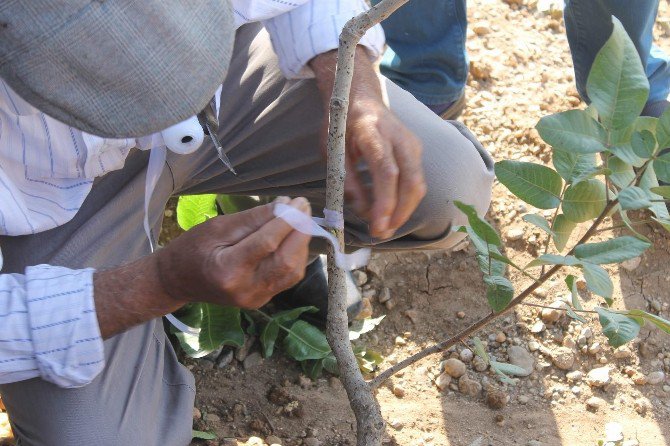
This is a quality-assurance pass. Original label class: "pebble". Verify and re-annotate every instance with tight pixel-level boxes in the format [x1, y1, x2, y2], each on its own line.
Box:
[266, 436, 282, 445]
[634, 400, 651, 415]
[570, 385, 581, 395]
[562, 336, 575, 349]
[384, 299, 397, 310]
[460, 348, 474, 363]
[246, 437, 264, 446]
[551, 347, 575, 371]
[518, 395, 530, 404]
[389, 419, 404, 431]
[435, 372, 452, 391]
[495, 331, 507, 343]
[506, 227, 525, 241]
[566, 371, 583, 382]
[530, 321, 546, 333]
[613, 346, 634, 360]
[458, 375, 482, 397]
[217, 350, 234, 369]
[663, 385, 670, 393]
[541, 301, 565, 324]
[378, 287, 391, 304]
[472, 21, 492, 36]
[392, 384, 406, 398]
[586, 367, 611, 387]
[473, 355, 489, 372]
[235, 335, 256, 362]
[442, 358, 467, 378]
[507, 346, 534, 376]
[193, 407, 202, 420]
[646, 371, 665, 385]
[456, 311, 466, 319]
[394, 336, 406, 346]
[357, 297, 373, 319]
[581, 327, 593, 339]
[528, 341, 540, 352]
[486, 388, 509, 409]
[404, 309, 419, 324]
[621, 256, 641, 271]
[352, 270, 368, 286]
[243, 352, 263, 370]
[586, 396, 606, 411]
[588, 342, 602, 355]
[205, 413, 221, 422]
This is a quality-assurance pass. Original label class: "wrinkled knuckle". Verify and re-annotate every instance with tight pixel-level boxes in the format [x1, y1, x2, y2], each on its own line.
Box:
[381, 163, 399, 179]
[259, 235, 280, 253]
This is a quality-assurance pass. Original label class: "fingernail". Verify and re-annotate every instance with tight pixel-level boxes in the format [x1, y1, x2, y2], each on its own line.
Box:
[275, 196, 290, 204]
[375, 216, 390, 233]
[293, 197, 310, 211]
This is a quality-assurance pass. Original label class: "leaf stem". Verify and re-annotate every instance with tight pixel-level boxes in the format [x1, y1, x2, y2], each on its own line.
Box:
[520, 302, 599, 314]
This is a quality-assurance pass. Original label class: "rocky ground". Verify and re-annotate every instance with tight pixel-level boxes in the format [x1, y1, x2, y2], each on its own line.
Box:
[2, 1, 669, 445]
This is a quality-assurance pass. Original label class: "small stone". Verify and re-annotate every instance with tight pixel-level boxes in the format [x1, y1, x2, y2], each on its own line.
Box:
[266, 436, 282, 446]
[205, 413, 221, 422]
[551, 347, 575, 371]
[302, 438, 320, 446]
[392, 384, 406, 398]
[571, 385, 581, 396]
[472, 21, 492, 36]
[442, 358, 467, 378]
[495, 331, 507, 343]
[541, 301, 565, 324]
[298, 374, 312, 389]
[389, 419, 404, 431]
[243, 352, 263, 370]
[581, 327, 593, 339]
[562, 336, 575, 349]
[621, 256, 642, 271]
[378, 287, 391, 304]
[404, 310, 419, 324]
[435, 372, 452, 391]
[645, 371, 665, 385]
[663, 385, 670, 393]
[356, 297, 373, 319]
[460, 348, 474, 363]
[506, 227, 524, 241]
[586, 367, 611, 387]
[586, 396, 606, 411]
[236, 335, 256, 362]
[566, 371, 583, 382]
[246, 437, 264, 446]
[486, 388, 509, 409]
[613, 346, 633, 360]
[394, 336, 406, 346]
[604, 422, 624, 443]
[507, 346, 534, 376]
[528, 341, 540, 352]
[632, 372, 647, 385]
[588, 342, 602, 355]
[456, 311, 466, 319]
[458, 375, 482, 397]
[530, 321, 546, 333]
[352, 270, 368, 286]
[634, 399, 651, 415]
[217, 349, 234, 369]
[384, 299, 397, 310]
[473, 356, 488, 372]
[518, 395, 530, 404]
[193, 407, 202, 420]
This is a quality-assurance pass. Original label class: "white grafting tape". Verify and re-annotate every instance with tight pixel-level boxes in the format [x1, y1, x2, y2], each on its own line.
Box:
[160, 115, 204, 155]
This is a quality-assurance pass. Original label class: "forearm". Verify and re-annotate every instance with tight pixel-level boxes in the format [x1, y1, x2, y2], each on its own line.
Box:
[93, 254, 184, 339]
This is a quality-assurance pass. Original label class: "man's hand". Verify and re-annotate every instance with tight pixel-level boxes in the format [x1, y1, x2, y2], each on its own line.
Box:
[310, 48, 426, 240]
[94, 197, 311, 338]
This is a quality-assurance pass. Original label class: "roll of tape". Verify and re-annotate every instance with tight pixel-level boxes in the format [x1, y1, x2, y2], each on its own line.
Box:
[160, 115, 204, 154]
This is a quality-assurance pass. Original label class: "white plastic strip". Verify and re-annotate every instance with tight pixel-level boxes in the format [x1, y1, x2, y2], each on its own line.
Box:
[166, 314, 201, 336]
[143, 146, 167, 253]
[274, 203, 370, 271]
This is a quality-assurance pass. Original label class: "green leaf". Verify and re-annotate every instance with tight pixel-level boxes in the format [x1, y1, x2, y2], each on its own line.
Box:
[565, 305, 587, 323]
[622, 309, 670, 334]
[472, 337, 490, 364]
[454, 201, 501, 246]
[175, 304, 244, 358]
[640, 166, 670, 220]
[490, 360, 530, 377]
[562, 179, 607, 223]
[657, 107, 670, 149]
[176, 194, 218, 230]
[484, 275, 514, 312]
[617, 186, 652, 210]
[322, 354, 339, 375]
[552, 214, 576, 252]
[488, 251, 524, 272]
[525, 254, 581, 269]
[283, 320, 331, 361]
[582, 263, 613, 300]
[349, 315, 385, 341]
[650, 186, 670, 198]
[585, 17, 649, 129]
[523, 214, 553, 235]
[575, 236, 650, 264]
[301, 359, 324, 380]
[608, 156, 636, 188]
[461, 226, 507, 277]
[565, 275, 583, 310]
[216, 194, 262, 214]
[609, 129, 645, 167]
[553, 150, 598, 183]
[654, 152, 670, 183]
[596, 307, 641, 348]
[536, 109, 608, 153]
[631, 130, 657, 159]
[192, 430, 217, 440]
[495, 160, 563, 209]
[260, 306, 319, 358]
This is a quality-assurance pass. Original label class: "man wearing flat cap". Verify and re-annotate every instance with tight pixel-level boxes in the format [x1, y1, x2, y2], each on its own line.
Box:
[0, 0, 494, 444]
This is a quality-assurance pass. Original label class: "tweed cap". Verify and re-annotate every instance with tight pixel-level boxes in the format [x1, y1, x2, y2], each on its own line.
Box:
[0, 0, 234, 137]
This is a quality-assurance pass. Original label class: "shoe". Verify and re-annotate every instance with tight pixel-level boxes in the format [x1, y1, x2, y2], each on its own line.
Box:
[427, 92, 467, 120]
[271, 255, 363, 326]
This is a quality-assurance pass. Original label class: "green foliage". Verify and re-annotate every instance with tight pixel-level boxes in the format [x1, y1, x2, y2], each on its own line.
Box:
[552, 215, 575, 252]
[536, 109, 607, 154]
[582, 263, 613, 302]
[283, 320, 331, 361]
[617, 186, 652, 210]
[596, 307, 641, 348]
[585, 18, 649, 129]
[176, 194, 218, 230]
[562, 179, 607, 222]
[495, 161, 563, 209]
[454, 201, 500, 246]
[260, 306, 319, 357]
[553, 150, 597, 183]
[174, 304, 244, 358]
[484, 276, 514, 312]
[192, 430, 217, 440]
[573, 236, 650, 264]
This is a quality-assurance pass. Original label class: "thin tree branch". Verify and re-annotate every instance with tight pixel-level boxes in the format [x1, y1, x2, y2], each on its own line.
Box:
[325, 1, 410, 445]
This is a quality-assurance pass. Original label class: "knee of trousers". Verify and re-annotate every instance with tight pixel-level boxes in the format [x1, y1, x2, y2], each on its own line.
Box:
[406, 120, 495, 249]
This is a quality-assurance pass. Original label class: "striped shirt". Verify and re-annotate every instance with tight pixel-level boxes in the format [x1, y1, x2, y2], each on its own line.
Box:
[0, 0, 384, 388]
